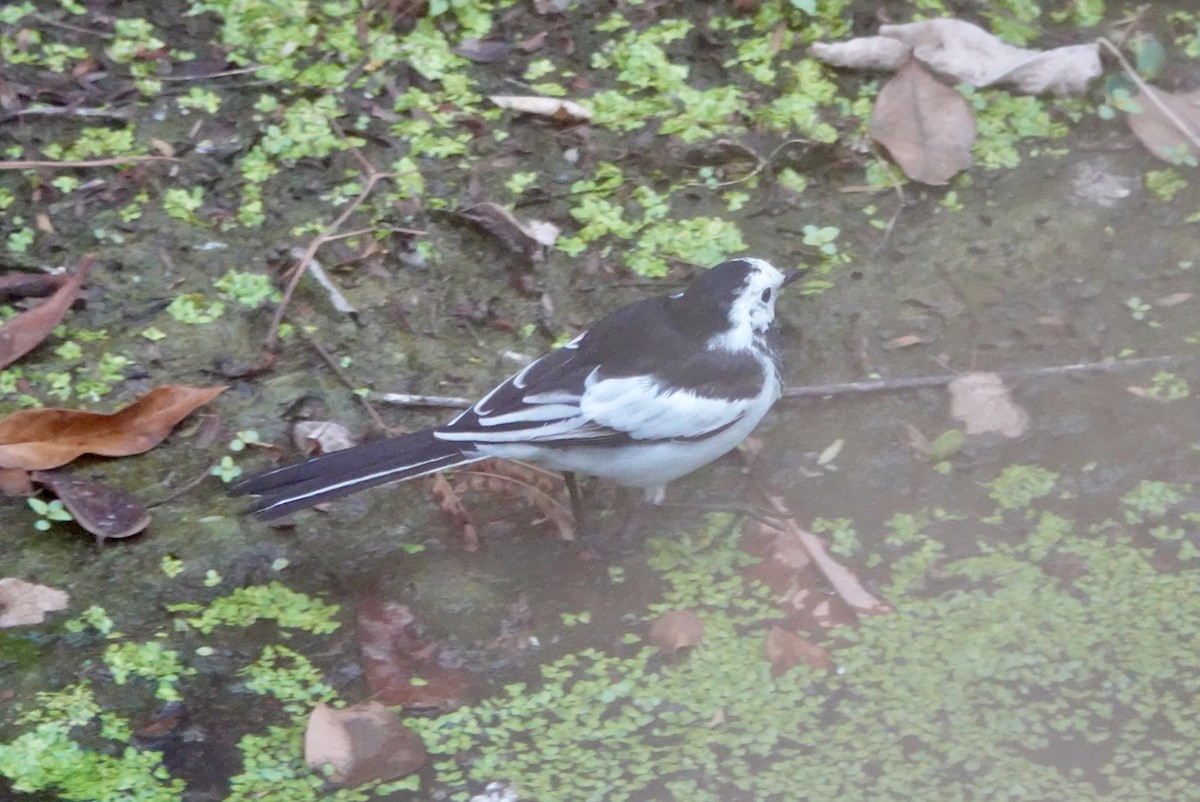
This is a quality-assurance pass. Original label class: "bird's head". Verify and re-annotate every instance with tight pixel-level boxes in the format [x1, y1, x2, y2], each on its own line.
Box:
[679, 258, 801, 352]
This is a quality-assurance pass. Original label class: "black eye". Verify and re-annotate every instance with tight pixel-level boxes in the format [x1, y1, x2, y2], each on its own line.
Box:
[761, 288, 772, 303]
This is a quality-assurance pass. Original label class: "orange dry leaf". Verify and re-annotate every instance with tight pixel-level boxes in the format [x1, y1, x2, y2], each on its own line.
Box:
[0, 385, 226, 470]
[0, 260, 91, 369]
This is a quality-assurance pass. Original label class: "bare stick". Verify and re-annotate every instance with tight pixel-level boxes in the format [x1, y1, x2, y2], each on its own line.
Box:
[293, 325, 392, 433]
[783, 354, 1190, 400]
[265, 165, 403, 350]
[0, 156, 178, 170]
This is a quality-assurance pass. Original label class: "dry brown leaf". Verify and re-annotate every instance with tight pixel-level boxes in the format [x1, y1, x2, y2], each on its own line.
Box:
[948, 372, 1030, 437]
[532, 0, 569, 13]
[764, 625, 831, 676]
[518, 31, 549, 53]
[1126, 88, 1200, 164]
[357, 598, 471, 712]
[816, 438, 844, 467]
[814, 19, 1100, 97]
[809, 36, 911, 70]
[292, 420, 357, 455]
[870, 59, 976, 185]
[304, 701, 426, 787]
[648, 609, 705, 655]
[882, 334, 927, 349]
[880, 19, 1100, 96]
[0, 385, 227, 470]
[0, 577, 69, 627]
[901, 421, 931, 455]
[1154, 292, 1193, 308]
[32, 471, 151, 545]
[457, 202, 559, 260]
[0, 261, 90, 370]
[489, 95, 591, 123]
[0, 272, 68, 301]
[762, 495, 891, 618]
[430, 472, 479, 551]
[455, 459, 576, 541]
[455, 38, 511, 63]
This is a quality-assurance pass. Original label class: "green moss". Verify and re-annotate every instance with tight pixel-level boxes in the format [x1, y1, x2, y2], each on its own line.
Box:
[0, 684, 184, 802]
[103, 642, 196, 702]
[170, 581, 341, 635]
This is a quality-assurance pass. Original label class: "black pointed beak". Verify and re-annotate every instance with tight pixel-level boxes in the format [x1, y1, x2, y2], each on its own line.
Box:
[782, 269, 804, 288]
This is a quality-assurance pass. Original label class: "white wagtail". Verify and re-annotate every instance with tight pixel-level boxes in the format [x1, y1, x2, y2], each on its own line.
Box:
[233, 257, 800, 535]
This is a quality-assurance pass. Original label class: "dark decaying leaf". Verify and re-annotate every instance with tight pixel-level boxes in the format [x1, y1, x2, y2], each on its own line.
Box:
[0, 467, 34, 496]
[0, 577, 69, 628]
[0, 272, 68, 301]
[304, 701, 426, 787]
[1126, 87, 1200, 164]
[455, 38, 511, 63]
[764, 624, 831, 676]
[0, 384, 226, 470]
[0, 260, 91, 370]
[648, 609, 705, 655]
[869, 58, 975, 185]
[32, 471, 151, 544]
[456, 201, 560, 260]
[357, 598, 470, 712]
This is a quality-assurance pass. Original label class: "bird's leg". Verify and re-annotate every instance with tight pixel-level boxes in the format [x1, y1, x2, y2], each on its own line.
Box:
[585, 486, 646, 556]
[562, 471, 585, 529]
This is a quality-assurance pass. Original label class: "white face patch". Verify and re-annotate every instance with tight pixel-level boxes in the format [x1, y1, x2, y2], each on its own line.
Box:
[708, 258, 787, 352]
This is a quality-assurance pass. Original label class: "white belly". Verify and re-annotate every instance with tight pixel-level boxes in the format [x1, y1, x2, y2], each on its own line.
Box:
[473, 359, 780, 494]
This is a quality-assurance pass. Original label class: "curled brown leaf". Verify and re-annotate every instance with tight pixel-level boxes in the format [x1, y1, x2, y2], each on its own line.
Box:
[0, 260, 91, 370]
[0, 385, 227, 470]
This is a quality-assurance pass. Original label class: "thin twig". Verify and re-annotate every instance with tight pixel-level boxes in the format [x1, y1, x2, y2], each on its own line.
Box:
[155, 66, 262, 81]
[265, 166, 401, 350]
[0, 156, 178, 170]
[293, 325, 391, 432]
[286, 248, 356, 315]
[783, 354, 1191, 400]
[150, 461, 221, 508]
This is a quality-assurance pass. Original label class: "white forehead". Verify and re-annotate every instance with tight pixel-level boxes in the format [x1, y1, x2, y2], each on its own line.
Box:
[738, 258, 786, 291]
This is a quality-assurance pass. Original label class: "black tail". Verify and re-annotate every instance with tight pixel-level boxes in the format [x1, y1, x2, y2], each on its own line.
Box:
[231, 430, 481, 520]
